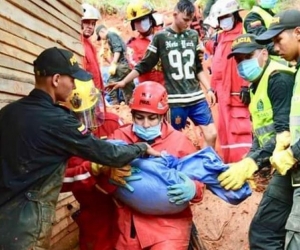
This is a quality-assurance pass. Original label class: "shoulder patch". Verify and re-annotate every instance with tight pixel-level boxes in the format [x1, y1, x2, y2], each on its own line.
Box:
[250, 21, 262, 28]
[77, 123, 88, 134]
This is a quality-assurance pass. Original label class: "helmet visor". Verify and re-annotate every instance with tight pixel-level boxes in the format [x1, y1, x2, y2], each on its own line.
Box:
[74, 93, 105, 129]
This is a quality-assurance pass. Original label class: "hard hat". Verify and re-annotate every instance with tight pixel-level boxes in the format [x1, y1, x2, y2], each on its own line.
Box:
[152, 13, 164, 27]
[81, 3, 101, 21]
[215, 0, 241, 18]
[126, 0, 155, 21]
[129, 81, 168, 115]
[195, 0, 204, 9]
[203, 2, 219, 28]
[67, 79, 105, 128]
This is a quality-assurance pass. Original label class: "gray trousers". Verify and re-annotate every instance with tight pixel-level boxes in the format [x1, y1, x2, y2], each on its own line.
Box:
[108, 63, 135, 105]
[285, 186, 300, 250]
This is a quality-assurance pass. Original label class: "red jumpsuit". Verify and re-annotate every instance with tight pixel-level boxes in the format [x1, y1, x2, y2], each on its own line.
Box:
[108, 121, 205, 250]
[61, 118, 121, 250]
[82, 35, 104, 90]
[211, 22, 252, 163]
[63, 38, 122, 248]
[127, 35, 164, 85]
[82, 35, 123, 136]
[61, 156, 118, 250]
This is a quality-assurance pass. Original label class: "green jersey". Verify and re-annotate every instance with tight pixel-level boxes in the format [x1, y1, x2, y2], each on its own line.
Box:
[134, 27, 205, 107]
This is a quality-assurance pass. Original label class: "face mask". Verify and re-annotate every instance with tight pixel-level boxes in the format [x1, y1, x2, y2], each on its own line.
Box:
[259, 0, 278, 9]
[134, 17, 151, 33]
[132, 123, 161, 141]
[237, 52, 264, 82]
[219, 16, 234, 31]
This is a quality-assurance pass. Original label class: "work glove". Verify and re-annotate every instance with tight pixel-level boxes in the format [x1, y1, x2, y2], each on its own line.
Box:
[240, 86, 250, 105]
[108, 63, 117, 76]
[273, 131, 291, 155]
[91, 163, 131, 185]
[218, 157, 258, 190]
[109, 167, 142, 192]
[167, 172, 196, 205]
[270, 148, 297, 176]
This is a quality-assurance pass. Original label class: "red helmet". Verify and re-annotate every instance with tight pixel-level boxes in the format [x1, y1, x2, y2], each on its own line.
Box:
[129, 81, 168, 114]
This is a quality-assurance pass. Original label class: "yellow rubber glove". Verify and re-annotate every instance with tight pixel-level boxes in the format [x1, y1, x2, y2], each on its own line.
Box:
[108, 63, 117, 76]
[218, 158, 258, 190]
[270, 148, 297, 175]
[273, 131, 291, 155]
[91, 163, 131, 185]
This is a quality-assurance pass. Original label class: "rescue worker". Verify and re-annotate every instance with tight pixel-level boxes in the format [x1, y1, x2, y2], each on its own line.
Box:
[243, 0, 278, 55]
[0, 47, 160, 250]
[210, 0, 253, 163]
[106, 81, 205, 249]
[218, 32, 295, 249]
[256, 9, 300, 250]
[107, 0, 217, 149]
[81, 3, 123, 137]
[96, 24, 135, 105]
[126, 0, 165, 85]
[61, 79, 126, 250]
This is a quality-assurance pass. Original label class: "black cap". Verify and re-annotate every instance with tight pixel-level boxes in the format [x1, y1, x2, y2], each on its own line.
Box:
[256, 9, 300, 44]
[227, 34, 265, 59]
[33, 47, 92, 81]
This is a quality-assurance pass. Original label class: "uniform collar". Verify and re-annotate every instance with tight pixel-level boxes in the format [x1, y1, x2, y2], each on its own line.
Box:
[29, 89, 54, 104]
[296, 58, 300, 70]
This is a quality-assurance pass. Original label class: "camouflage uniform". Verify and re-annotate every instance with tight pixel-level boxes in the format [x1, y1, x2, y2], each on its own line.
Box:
[106, 31, 135, 104]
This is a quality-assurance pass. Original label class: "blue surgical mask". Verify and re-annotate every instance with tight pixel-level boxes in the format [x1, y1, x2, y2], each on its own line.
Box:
[237, 54, 263, 82]
[259, 0, 278, 9]
[219, 15, 234, 31]
[132, 123, 161, 141]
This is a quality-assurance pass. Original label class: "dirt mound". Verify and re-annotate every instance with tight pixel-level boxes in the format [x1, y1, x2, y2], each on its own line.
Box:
[193, 191, 262, 250]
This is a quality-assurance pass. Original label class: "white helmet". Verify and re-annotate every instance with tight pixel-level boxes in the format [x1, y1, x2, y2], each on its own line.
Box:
[203, 2, 219, 28]
[81, 3, 101, 21]
[214, 0, 241, 18]
[152, 13, 164, 27]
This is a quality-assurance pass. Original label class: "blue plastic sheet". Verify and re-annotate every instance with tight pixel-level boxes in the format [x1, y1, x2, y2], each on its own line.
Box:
[176, 147, 252, 206]
[107, 140, 252, 215]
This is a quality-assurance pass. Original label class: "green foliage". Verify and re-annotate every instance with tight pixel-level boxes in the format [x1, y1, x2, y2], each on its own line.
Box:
[84, 0, 297, 16]
[83, 0, 175, 15]
[238, 0, 256, 9]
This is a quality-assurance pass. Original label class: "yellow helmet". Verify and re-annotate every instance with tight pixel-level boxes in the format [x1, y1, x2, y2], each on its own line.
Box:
[67, 79, 105, 129]
[195, 0, 204, 9]
[126, 0, 155, 21]
[67, 79, 98, 112]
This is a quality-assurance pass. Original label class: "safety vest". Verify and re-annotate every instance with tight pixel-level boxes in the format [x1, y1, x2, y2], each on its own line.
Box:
[243, 6, 273, 34]
[290, 69, 300, 145]
[243, 6, 288, 65]
[249, 60, 295, 146]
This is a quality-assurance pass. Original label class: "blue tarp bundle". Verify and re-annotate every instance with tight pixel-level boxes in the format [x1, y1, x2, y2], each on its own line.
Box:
[107, 140, 252, 215]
